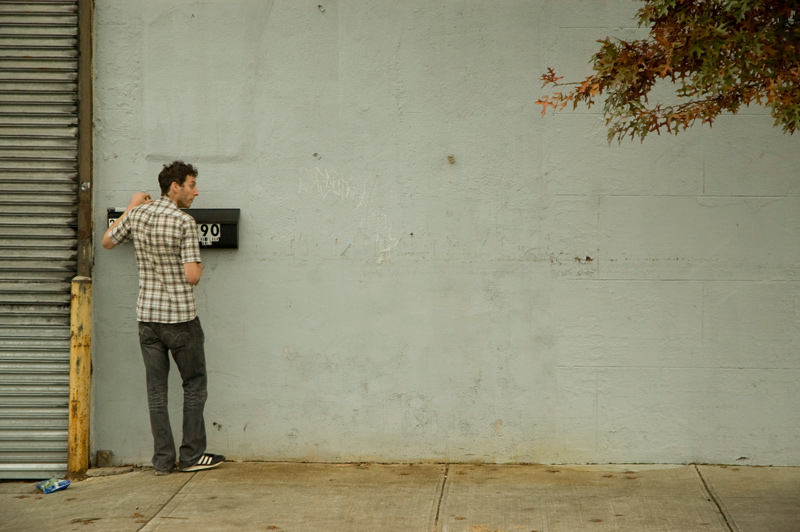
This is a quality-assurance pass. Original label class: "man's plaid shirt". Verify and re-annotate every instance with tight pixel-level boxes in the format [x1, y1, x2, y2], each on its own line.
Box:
[108, 196, 202, 323]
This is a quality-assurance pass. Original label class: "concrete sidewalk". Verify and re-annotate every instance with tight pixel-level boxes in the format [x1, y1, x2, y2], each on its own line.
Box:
[2, 462, 798, 532]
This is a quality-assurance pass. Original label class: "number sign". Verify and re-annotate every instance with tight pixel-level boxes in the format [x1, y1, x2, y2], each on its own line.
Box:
[107, 208, 239, 249]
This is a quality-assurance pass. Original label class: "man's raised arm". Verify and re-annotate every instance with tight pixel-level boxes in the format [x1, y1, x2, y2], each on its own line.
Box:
[102, 192, 152, 250]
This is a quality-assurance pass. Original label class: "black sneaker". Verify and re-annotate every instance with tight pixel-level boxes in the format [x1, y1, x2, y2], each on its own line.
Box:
[180, 453, 225, 472]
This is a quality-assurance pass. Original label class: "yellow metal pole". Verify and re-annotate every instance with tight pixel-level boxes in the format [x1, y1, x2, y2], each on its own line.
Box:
[68, 276, 92, 477]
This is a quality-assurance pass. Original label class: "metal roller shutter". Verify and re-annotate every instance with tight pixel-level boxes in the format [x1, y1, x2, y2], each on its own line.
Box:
[0, 0, 79, 479]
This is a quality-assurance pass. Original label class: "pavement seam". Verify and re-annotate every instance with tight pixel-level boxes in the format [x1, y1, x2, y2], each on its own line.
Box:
[136, 472, 196, 532]
[432, 464, 450, 532]
[695, 465, 739, 532]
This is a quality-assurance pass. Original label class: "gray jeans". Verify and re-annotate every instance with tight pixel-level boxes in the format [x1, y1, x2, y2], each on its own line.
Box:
[138, 317, 207, 471]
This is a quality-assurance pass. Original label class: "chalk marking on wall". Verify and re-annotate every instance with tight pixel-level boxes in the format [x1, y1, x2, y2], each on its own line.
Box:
[299, 166, 400, 255]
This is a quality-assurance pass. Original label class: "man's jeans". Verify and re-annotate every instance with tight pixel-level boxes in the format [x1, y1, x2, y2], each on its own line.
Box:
[138, 318, 207, 472]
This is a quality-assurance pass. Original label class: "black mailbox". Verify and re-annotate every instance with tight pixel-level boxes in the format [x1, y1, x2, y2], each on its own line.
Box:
[107, 208, 240, 249]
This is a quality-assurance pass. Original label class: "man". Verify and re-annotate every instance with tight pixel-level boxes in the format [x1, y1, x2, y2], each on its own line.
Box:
[102, 161, 225, 475]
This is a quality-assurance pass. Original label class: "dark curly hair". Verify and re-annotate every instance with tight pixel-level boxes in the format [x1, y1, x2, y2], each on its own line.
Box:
[158, 161, 198, 195]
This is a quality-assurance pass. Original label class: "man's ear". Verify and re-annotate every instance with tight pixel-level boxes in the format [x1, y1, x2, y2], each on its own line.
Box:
[170, 181, 180, 194]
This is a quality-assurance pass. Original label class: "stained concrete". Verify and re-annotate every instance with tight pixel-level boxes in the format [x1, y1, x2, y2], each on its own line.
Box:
[698, 465, 800, 532]
[139, 463, 443, 532]
[0, 468, 191, 532]
[441, 464, 728, 532]
[2, 463, 799, 532]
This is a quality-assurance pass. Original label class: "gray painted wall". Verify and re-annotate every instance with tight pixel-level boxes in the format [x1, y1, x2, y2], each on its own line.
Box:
[92, 0, 800, 466]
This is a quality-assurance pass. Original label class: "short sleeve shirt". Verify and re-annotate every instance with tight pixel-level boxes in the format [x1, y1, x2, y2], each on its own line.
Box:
[108, 196, 202, 323]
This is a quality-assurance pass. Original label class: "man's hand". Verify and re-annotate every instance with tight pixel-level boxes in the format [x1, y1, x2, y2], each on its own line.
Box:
[102, 191, 154, 250]
[129, 192, 153, 207]
[184, 262, 203, 286]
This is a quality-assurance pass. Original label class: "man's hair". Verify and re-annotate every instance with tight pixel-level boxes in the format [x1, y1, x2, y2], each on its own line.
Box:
[158, 161, 198, 195]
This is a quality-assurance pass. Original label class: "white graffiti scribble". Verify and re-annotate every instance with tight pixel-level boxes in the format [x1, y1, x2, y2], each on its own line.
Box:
[298, 167, 368, 208]
[299, 167, 400, 254]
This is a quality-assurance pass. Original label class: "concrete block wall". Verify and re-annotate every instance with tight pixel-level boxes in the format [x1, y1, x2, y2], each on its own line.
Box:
[92, 0, 800, 466]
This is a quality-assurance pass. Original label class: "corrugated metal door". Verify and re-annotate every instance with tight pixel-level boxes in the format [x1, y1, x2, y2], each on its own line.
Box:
[0, 1, 79, 479]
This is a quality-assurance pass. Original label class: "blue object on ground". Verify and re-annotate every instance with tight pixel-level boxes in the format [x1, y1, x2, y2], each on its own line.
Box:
[35, 478, 71, 494]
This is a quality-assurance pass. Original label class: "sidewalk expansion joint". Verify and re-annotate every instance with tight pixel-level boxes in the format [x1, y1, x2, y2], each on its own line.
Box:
[433, 464, 450, 532]
[136, 472, 195, 532]
[694, 465, 737, 532]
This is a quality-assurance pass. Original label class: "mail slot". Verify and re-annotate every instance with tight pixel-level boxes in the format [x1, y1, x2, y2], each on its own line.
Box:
[107, 208, 240, 249]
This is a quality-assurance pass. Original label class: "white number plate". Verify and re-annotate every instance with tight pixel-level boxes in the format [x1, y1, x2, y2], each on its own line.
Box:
[198, 223, 221, 246]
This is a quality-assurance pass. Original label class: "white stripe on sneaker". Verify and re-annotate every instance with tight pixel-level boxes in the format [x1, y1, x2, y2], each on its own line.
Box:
[180, 453, 224, 472]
